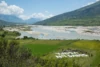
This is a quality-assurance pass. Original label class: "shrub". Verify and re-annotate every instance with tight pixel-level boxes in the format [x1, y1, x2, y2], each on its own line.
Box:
[0, 39, 33, 67]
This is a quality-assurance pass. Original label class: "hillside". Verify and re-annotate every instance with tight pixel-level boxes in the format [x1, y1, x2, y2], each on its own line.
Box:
[0, 14, 41, 24]
[35, 1, 100, 26]
[0, 14, 23, 23]
[0, 20, 14, 26]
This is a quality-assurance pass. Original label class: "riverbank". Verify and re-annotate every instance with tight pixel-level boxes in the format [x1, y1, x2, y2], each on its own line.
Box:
[4, 25, 100, 40]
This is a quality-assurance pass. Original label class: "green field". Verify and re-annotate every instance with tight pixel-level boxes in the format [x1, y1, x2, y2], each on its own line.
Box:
[23, 44, 59, 56]
[0, 30, 100, 67]
[20, 40, 76, 56]
[18, 39, 100, 67]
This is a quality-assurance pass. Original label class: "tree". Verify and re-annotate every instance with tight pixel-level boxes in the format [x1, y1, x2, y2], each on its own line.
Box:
[1, 34, 5, 38]
[23, 36, 28, 39]
[0, 39, 33, 67]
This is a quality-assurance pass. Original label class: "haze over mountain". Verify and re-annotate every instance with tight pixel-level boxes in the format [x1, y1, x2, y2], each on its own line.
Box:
[0, 19, 15, 26]
[0, 1, 53, 25]
[35, 1, 100, 26]
[24, 18, 41, 24]
[0, 14, 23, 23]
[0, 14, 41, 24]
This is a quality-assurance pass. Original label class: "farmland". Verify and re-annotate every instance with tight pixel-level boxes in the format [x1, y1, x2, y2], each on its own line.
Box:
[18, 39, 100, 67]
[0, 28, 100, 67]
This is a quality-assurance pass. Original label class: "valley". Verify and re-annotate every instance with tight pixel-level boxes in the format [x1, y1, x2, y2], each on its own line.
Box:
[0, 0, 100, 67]
[0, 26, 100, 67]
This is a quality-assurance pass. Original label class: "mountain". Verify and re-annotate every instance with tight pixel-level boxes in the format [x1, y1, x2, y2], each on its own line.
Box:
[0, 14, 41, 24]
[0, 14, 23, 23]
[35, 1, 100, 26]
[25, 18, 41, 24]
[0, 20, 15, 26]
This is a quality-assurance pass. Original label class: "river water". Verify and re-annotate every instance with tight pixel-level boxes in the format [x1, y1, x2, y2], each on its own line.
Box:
[19, 26, 100, 40]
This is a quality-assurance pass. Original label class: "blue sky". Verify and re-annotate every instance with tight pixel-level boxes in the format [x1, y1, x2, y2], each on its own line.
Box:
[0, 0, 99, 20]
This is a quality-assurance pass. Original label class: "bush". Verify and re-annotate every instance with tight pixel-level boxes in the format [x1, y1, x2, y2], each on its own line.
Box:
[23, 36, 36, 40]
[0, 39, 33, 67]
[0, 28, 3, 31]
[23, 36, 28, 39]
[13, 31, 21, 36]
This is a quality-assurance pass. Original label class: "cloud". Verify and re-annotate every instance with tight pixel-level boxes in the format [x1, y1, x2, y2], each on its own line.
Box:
[19, 10, 54, 20]
[19, 12, 54, 20]
[0, 1, 24, 15]
[96, 0, 100, 1]
[83, 0, 100, 7]
[45, 11, 49, 13]
[87, 0, 100, 5]
[18, 15, 30, 20]
[31, 12, 54, 20]
[87, 2, 94, 5]
[0, 1, 54, 20]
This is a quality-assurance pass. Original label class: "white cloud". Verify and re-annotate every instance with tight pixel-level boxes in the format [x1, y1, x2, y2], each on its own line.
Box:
[18, 15, 30, 20]
[87, 2, 94, 5]
[0, 1, 24, 15]
[83, 0, 100, 7]
[96, 0, 100, 1]
[0, 1, 54, 20]
[19, 12, 54, 20]
[31, 12, 54, 20]
[87, 0, 100, 5]
[45, 11, 49, 13]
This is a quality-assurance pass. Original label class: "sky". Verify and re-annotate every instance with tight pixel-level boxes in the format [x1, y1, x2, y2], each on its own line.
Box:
[0, 0, 99, 20]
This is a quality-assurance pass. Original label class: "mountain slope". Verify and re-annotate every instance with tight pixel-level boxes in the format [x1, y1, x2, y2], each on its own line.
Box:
[35, 1, 100, 26]
[0, 14, 41, 24]
[0, 14, 23, 23]
[0, 20, 15, 26]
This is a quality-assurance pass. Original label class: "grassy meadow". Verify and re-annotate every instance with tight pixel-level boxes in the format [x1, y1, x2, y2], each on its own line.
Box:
[0, 30, 100, 67]
[17, 39, 100, 67]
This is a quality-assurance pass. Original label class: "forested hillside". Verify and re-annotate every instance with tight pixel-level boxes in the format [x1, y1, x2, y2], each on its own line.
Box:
[35, 1, 100, 26]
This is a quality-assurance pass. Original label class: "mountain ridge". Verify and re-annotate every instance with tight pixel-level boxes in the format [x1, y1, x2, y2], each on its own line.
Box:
[0, 19, 15, 26]
[0, 14, 41, 24]
[35, 1, 100, 26]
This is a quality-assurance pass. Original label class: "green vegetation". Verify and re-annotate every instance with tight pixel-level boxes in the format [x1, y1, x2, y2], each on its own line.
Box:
[0, 39, 33, 67]
[19, 40, 100, 67]
[23, 36, 36, 40]
[36, 17, 100, 26]
[0, 30, 20, 39]
[0, 30, 100, 67]
[0, 0, 100, 67]
[21, 40, 75, 56]
[35, 1, 100, 26]
[23, 44, 59, 56]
